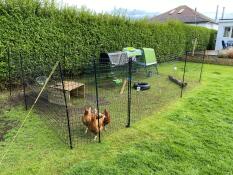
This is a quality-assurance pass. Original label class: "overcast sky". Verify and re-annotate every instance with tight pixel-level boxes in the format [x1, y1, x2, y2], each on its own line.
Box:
[59, 0, 233, 19]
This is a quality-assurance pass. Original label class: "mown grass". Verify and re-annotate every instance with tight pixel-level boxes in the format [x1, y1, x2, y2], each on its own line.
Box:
[1, 63, 233, 174]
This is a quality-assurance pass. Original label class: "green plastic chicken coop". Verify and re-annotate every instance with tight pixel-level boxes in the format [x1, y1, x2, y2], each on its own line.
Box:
[136, 48, 159, 76]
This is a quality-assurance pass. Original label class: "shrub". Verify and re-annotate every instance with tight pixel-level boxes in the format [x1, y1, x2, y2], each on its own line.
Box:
[218, 48, 233, 59]
[0, 0, 216, 85]
[228, 49, 233, 59]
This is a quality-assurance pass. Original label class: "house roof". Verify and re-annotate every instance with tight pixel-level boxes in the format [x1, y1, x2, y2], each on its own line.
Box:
[219, 18, 233, 24]
[219, 18, 233, 21]
[151, 5, 216, 24]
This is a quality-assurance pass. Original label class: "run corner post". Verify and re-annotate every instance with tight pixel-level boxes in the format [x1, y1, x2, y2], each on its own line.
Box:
[93, 58, 101, 143]
[19, 52, 28, 110]
[126, 57, 132, 128]
[180, 51, 188, 98]
[58, 61, 73, 149]
[199, 49, 206, 82]
[7, 46, 12, 96]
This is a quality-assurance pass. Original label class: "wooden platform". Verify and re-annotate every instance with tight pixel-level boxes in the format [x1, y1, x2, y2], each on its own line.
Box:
[48, 81, 85, 105]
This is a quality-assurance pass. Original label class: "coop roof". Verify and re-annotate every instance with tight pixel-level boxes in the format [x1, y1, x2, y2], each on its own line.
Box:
[99, 52, 129, 66]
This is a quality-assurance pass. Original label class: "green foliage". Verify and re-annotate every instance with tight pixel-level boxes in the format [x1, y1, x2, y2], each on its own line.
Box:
[208, 30, 217, 50]
[0, 0, 216, 84]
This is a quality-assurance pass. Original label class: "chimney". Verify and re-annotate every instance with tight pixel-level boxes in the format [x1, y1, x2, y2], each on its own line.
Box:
[215, 5, 219, 21]
[221, 7, 225, 19]
[194, 8, 197, 24]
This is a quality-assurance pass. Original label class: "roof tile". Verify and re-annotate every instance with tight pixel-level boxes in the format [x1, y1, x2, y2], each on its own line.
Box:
[151, 5, 215, 24]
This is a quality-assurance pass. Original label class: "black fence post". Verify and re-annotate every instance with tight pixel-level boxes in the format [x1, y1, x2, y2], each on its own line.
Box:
[180, 51, 187, 98]
[93, 59, 101, 143]
[58, 62, 73, 149]
[126, 57, 132, 127]
[7, 46, 12, 96]
[63, 45, 67, 76]
[19, 52, 28, 110]
[199, 50, 206, 82]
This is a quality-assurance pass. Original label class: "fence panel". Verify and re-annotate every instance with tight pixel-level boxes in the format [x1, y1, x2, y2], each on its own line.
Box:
[2, 47, 207, 148]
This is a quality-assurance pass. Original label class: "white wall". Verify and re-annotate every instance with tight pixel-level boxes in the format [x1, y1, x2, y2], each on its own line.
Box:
[189, 23, 218, 30]
[197, 23, 218, 30]
[215, 20, 233, 50]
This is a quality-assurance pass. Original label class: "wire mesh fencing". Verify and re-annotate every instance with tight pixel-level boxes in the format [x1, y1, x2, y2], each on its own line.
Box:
[95, 57, 129, 138]
[2, 46, 207, 149]
[22, 61, 71, 147]
[1, 47, 27, 108]
[185, 50, 206, 83]
[130, 50, 206, 125]
[22, 55, 129, 147]
[63, 56, 130, 146]
[63, 63, 100, 146]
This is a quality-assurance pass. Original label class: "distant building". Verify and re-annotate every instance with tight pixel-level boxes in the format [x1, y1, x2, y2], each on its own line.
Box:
[151, 5, 218, 30]
[215, 19, 233, 50]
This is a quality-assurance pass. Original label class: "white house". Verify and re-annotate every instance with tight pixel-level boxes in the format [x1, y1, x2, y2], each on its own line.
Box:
[215, 19, 233, 50]
[151, 5, 218, 30]
[189, 22, 218, 30]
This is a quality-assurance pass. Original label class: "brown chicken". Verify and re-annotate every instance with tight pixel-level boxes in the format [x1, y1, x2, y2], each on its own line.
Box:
[81, 107, 111, 140]
[81, 107, 94, 134]
[88, 112, 106, 141]
[103, 109, 111, 130]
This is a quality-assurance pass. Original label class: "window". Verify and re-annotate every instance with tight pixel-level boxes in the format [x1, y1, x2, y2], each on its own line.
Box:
[223, 27, 231, 37]
[178, 9, 184, 14]
[169, 10, 175, 15]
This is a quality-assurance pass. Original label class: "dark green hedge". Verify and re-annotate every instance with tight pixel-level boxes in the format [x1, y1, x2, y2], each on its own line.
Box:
[0, 0, 216, 84]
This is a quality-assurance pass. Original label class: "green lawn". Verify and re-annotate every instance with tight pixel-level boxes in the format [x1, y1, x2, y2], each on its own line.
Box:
[1, 63, 233, 174]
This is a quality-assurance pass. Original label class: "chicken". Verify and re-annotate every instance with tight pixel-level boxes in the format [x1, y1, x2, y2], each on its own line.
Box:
[82, 107, 111, 140]
[88, 112, 106, 140]
[103, 109, 111, 130]
[81, 107, 94, 134]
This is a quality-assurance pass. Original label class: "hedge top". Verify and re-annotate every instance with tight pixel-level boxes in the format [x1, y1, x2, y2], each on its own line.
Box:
[0, 0, 216, 85]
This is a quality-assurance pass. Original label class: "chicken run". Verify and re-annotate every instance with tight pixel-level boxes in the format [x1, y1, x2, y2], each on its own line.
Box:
[4, 46, 206, 149]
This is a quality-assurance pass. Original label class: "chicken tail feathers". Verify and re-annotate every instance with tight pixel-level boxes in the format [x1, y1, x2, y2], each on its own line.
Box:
[103, 109, 110, 126]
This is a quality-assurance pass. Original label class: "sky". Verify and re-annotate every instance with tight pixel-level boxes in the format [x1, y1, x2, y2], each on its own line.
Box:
[58, 0, 233, 19]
